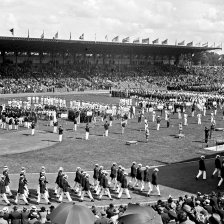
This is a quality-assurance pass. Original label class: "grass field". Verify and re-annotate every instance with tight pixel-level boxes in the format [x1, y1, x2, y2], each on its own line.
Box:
[0, 92, 223, 173]
[0, 91, 223, 208]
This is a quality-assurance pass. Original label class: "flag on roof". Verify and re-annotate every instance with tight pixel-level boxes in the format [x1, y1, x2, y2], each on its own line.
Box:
[122, 37, 129, 43]
[142, 38, 149, 44]
[202, 42, 208, 47]
[9, 28, 14, 36]
[27, 29, 29, 38]
[54, 32, 58, 39]
[187, 41, 193, 46]
[133, 38, 140, 43]
[196, 42, 201, 47]
[162, 39, 168, 45]
[105, 35, 108, 41]
[152, 38, 159, 44]
[178, 40, 185, 46]
[112, 36, 119, 42]
[41, 31, 44, 39]
[69, 32, 71, 40]
[79, 33, 84, 40]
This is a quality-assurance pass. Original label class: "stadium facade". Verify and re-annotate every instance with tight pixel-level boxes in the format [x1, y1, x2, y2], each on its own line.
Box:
[0, 36, 221, 69]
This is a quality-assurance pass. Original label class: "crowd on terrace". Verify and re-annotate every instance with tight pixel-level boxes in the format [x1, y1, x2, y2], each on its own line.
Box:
[0, 64, 224, 94]
[0, 191, 223, 223]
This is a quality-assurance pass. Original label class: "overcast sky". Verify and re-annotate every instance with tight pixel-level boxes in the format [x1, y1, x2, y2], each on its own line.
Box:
[0, 0, 223, 50]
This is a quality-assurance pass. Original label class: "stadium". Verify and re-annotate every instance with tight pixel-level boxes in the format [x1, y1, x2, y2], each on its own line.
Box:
[0, 34, 224, 223]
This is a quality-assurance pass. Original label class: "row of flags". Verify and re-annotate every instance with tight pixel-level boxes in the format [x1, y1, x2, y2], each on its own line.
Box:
[8, 29, 222, 48]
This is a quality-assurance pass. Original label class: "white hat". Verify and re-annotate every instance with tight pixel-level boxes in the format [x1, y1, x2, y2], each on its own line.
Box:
[3, 166, 8, 170]
[146, 166, 149, 169]
[201, 155, 205, 159]
[58, 167, 63, 171]
[41, 166, 45, 169]
[154, 168, 159, 172]
[64, 175, 68, 179]
[216, 155, 220, 158]
[2, 207, 8, 212]
[124, 172, 128, 175]
[138, 164, 142, 167]
[31, 205, 37, 210]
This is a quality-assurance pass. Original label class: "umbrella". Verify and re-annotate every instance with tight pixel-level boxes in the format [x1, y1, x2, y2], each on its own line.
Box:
[49, 202, 95, 224]
[118, 204, 162, 224]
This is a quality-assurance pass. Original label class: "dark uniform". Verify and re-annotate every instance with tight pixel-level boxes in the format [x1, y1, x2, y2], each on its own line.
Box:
[15, 175, 29, 205]
[148, 168, 160, 196]
[118, 173, 131, 199]
[196, 156, 206, 180]
[110, 163, 117, 190]
[212, 155, 221, 178]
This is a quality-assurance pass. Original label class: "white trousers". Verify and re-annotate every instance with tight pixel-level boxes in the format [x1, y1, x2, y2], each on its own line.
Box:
[37, 191, 49, 203]
[5, 186, 12, 196]
[99, 188, 111, 199]
[31, 129, 35, 135]
[59, 191, 72, 202]
[148, 184, 160, 196]
[85, 132, 89, 140]
[81, 190, 93, 200]
[213, 168, 221, 177]
[118, 188, 131, 198]
[73, 124, 77, 131]
[105, 130, 108, 137]
[53, 126, 57, 133]
[196, 170, 206, 179]
[0, 193, 10, 204]
[15, 193, 28, 204]
[198, 119, 201, 125]
[157, 124, 160, 131]
[184, 118, 188, 126]
[59, 135, 62, 142]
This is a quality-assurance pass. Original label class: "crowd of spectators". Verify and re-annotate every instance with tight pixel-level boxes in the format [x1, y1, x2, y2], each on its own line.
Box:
[1, 191, 224, 224]
[0, 64, 224, 94]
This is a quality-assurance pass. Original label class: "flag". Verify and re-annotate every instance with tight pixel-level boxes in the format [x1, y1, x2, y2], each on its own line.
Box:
[69, 32, 71, 40]
[162, 39, 168, 45]
[216, 43, 222, 48]
[122, 37, 129, 43]
[41, 31, 44, 39]
[202, 42, 208, 47]
[9, 28, 14, 36]
[112, 36, 119, 42]
[142, 38, 149, 44]
[187, 41, 193, 46]
[105, 35, 108, 41]
[178, 40, 185, 45]
[196, 42, 201, 47]
[28, 29, 29, 38]
[54, 32, 58, 39]
[79, 33, 84, 40]
[133, 38, 140, 43]
[152, 38, 159, 44]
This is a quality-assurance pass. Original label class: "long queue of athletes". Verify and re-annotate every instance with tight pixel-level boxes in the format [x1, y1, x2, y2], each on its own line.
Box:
[0, 163, 161, 206]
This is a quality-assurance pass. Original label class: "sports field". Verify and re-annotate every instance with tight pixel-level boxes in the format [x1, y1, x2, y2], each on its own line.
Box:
[0, 91, 223, 207]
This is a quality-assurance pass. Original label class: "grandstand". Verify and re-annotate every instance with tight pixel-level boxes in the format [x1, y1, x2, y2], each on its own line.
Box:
[0, 36, 221, 68]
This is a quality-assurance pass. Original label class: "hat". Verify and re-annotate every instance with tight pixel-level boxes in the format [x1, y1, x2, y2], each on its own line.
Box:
[64, 175, 68, 179]
[146, 166, 149, 169]
[58, 167, 63, 171]
[31, 205, 37, 210]
[113, 209, 119, 214]
[132, 161, 136, 164]
[195, 200, 200, 205]
[13, 206, 18, 210]
[168, 210, 177, 219]
[124, 173, 128, 176]
[113, 162, 117, 165]
[201, 155, 205, 159]
[154, 168, 159, 172]
[118, 165, 122, 168]
[23, 207, 27, 210]
[95, 164, 99, 167]
[2, 207, 8, 212]
[205, 199, 210, 204]
[1, 175, 5, 179]
[216, 155, 220, 158]
[41, 166, 45, 169]
[86, 174, 90, 177]
[101, 210, 106, 216]
[3, 166, 8, 170]
[21, 167, 26, 170]
[183, 204, 191, 213]
[138, 164, 142, 167]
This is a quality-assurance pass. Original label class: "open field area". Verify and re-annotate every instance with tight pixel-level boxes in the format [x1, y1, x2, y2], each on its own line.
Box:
[0, 91, 224, 208]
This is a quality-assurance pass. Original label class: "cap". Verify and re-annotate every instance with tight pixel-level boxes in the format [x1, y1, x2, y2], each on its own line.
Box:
[138, 164, 142, 167]
[1, 175, 5, 179]
[58, 167, 63, 171]
[154, 168, 159, 172]
[41, 166, 45, 169]
[2, 207, 8, 212]
[201, 155, 205, 159]
[124, 172, 128, 175]
[132, 161, 136, 164]
[31, 205, 37, 210]
[113, 162, 117, 165]
[64, 175, 68, 179]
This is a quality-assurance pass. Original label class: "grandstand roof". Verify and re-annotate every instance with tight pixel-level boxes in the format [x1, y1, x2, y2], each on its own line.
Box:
[0, 36, 221, 56]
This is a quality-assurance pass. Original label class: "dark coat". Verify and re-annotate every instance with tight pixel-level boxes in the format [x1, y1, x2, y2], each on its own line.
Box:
[83, 178, 90, 191]
[103, 176, 109, 188]
[3, 171, 10, 186]
[93, 167, 99, 180]
[55, 171, 63, 185]
[137, 167, 143, 180]
[18, 179, 26, 194]
[9, 211, 22, 224]
[131, 164, 137, 178]
[0, 179, 6, 194]
[121, 176, 128, 189]
[116, 169, 122, 182]
[199, 159, 206, 171]
[75, 170, 81, 183]
[215, 158, 222, 169]
[151, 172, 158, 186]
[144, 169, 150, 182]
[62, 179, 70, 192]
[39, 180, 47, 194]
[110, 166, 117, 179]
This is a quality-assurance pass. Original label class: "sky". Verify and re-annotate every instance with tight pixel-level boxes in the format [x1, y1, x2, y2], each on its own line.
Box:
[0, 0, 224, 51]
